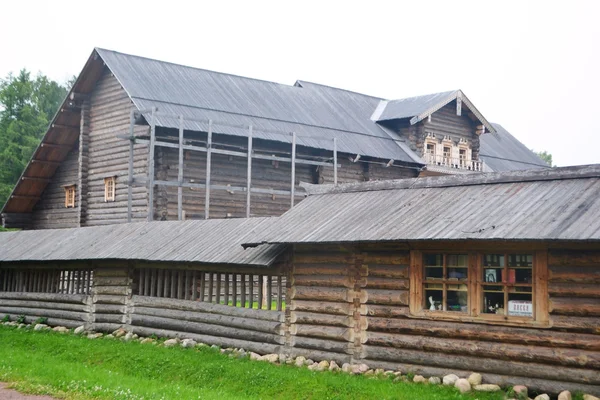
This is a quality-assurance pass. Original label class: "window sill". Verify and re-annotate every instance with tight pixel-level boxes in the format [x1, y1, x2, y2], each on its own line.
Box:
[409, 310, 550, 329]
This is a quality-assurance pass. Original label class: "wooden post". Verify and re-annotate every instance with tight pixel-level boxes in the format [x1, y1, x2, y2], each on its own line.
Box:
[291, 132, 296, 208]
[266, 276, 272, 310]
[205, 120, 212, 220]
[216, 273, 221, 304]
[333, 137, 338, 185]
[246, 125, 253, 218]
[241, 274, 246, 308]
[147, 107, 157, 222]
[258, 275, 264, 310]
[128, 109, 135, 223]
[232, 274, 238, 307]
[200, 272, 206, 301]
[178, 115, 184, 220]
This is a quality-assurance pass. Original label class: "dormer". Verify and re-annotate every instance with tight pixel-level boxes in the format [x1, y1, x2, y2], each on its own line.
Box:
[373, 90, 493, 174]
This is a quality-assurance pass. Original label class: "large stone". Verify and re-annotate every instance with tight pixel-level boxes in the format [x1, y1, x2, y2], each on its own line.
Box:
[87, 333, 103, 339]
[474, 384, 501, 392]
[295, 356, 306, 367]
[534, 395, 550, 400]
[34, 324, 48, 331]
[123, 332, 134, 342]
[318, 360, 329, 370]
[249, 352, 261, 361]
[163, 338, 179, 347]
[583, 395, 600, 400]
[140, 338, 155, 344]
[357, 363, 369, 373]
[113, 328, 127, 338]
[329, 361, 340, 372]
[181, 339, 197, 348]
[341, 363, 352, 373]
[558, 391, 572, 400]
[467, 373, 482, 386]
[52, 326, 69, 333]
[260, 354, 279, 363]
[513, 385, 528, 397]
[413, 375, 427, 383]
[454, 379, 471, 393]
[428, 377, 441, 385]
[443, 374, 459, 385]
[307, 363, 320, 371]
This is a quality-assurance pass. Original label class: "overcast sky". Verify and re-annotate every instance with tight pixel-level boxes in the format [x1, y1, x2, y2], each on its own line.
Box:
[1, 0, 598, 167]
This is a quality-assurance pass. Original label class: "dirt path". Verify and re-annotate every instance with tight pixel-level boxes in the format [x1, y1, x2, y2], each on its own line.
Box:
[0, 383, 57, 399]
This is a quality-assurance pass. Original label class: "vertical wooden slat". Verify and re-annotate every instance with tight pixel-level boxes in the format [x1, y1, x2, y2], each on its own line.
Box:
[177, 270, 183, 300]
[147, 107, 157, 222]
[333, 137, 338, 185]
[191, 270, 197, 301]
[127, 108, 135, 223]
[150, 269, 156, 297]
[138, 269, 144, 296]
[164, 270, 170, 298]
[66, 271, 71, 294]
[277, 275, 283, 311]
[240, 274, 246, 308]
[232, 274, 238, 306]
[258, 275, 264, 310]
[144, 268, 150, 296]
[246, 125, 253, 218]
[216, 273, 221, 304]
[157, 269, 164, 298]
[208, 272, 214, 303]
[177, 115, 184, 220]
[267, 276, 273, 311]
[205, 120, 212, 220]
[200, 272, 206, 302]
[249, 274, 254, 309]
[224, 273, 230, 306]
[171, 270, 176, 299]
[185, 270, 191, 300]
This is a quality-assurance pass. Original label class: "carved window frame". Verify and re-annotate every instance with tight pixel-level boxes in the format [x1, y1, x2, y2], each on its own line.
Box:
[104, 176, 116, 202]
[409, 246, 549, 328]
[64, 185, 76, 208]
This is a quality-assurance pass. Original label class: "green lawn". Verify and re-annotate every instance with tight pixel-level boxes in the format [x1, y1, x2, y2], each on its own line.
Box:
[0, 325, 505, 400]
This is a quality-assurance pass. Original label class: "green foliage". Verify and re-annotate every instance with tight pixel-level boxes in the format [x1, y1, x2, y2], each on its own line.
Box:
[0, 70, 68, 207]
[34, 317, 48, 325]
[15, 315, 26, 324]
[0, 325, 505, 400]
[534, 150, 554, 167]
[1, 315, 9, 323]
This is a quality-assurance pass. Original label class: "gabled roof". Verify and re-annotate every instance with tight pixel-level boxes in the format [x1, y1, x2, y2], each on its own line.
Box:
[0, 217, 283, 266]
[479, 123, 550, 171]
[243, 165, 600, 246]
[97, 48, 418, 164]
[376, 90, 496, 134]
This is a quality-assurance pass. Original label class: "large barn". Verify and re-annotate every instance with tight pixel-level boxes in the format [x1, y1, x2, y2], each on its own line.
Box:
[1, 48, 547, 230]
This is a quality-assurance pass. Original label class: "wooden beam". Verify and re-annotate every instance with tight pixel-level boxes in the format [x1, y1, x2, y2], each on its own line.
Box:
[21, 177, 51, 183]
[127, 109, 135, 223]
[147, 107, 157, 222]
[246, 125, 253, 218]
[40, 143, 73, 150]
[31, 159, 61, 167]
[291, 132, 296, 208]
[178, 115, 184, 221]
[205, 120, 213, 220]
[11, 195, 40, 200]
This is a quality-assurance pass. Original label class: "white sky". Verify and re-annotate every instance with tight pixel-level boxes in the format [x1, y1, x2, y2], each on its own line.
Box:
[1, 0, 598, 167]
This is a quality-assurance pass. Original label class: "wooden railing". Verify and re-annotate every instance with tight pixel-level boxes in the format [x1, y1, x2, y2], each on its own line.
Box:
[0, 268, 93, 295]
[424, 153, 483, 171]
[134, 268, 286, 311]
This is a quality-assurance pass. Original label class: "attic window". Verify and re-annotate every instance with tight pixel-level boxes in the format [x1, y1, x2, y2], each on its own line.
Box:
[64, 185, 76, 208]
[104, 177, 116, 202]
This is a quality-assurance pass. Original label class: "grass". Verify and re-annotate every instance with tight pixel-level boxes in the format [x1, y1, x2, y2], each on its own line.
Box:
[0, 325, 506, 400]
[225, 300, 285, 310]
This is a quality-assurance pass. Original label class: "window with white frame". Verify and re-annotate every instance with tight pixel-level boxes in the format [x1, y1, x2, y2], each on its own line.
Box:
[104, 177, 116, 202]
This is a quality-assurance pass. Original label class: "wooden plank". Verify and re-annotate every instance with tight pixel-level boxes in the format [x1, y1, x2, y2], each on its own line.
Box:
[205, 120, 212, 220]
[258, 275, 264, 310]
[277, 275, 283, 311]
[147, 107, 157, 222]
[291, 132, 296, 208]
[241, 274, 246, 308]
[170, 270, 176, 299]
[267, 276, 273, 311]
[191, 270, 197, 301]
[216, 273, 221, 304]
[232, 273, 238, 306]
[184, 270, 190, 301]
[208, 272, 214, 303]
[246, 125, 253, 218]
[224, 273, 230, 305]
[199, 272, 206, 302]
[178, 115, 184, 220]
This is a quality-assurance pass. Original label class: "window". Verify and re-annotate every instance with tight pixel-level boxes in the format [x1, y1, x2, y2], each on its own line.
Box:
[459, 148, 467, 167]
[64, 185, 76, 208]
[410, 249, 548, 326]
[104, 177, 116, 202]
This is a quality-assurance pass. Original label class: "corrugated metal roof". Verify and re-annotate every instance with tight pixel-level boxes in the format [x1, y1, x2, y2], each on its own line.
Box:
[480, 123, 550, 171]
[0, 218, 284, 266]
[378, 91, 456, 121]
[96, 48, 419, 164]
[243, 165, 600, 245]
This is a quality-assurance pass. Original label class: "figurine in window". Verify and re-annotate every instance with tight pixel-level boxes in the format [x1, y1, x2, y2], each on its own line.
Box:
[428, 296, 436, 311]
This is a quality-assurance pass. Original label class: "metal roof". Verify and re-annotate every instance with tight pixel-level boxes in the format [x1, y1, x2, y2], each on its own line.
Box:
[479, 123, 550, 171]
[0, 218, 284, 266]
[243, 165, 600, 245]
[96, 48, 419, 164]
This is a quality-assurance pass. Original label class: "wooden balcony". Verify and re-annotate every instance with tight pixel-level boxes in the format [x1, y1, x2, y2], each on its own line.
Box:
[424, 154, 483, 172]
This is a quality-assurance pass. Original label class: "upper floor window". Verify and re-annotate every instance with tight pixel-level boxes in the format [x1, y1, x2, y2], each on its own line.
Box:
[64, 185, 76, 208]
[410, 250, 548, 326]
[104, 177, 116, 202]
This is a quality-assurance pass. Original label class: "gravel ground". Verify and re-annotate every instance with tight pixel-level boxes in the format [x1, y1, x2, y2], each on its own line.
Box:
[0, 383, 57, 400]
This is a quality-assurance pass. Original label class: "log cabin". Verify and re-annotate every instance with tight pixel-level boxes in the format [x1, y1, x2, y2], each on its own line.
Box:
[0, 165, 598, 396]
[1, 48, 548, 230]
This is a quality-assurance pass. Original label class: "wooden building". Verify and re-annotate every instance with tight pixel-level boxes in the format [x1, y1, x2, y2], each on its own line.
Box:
[1, 48, 548, 230]
[0, 165, 598, 395]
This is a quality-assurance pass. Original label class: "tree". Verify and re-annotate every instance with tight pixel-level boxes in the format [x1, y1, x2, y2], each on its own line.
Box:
[0, 70, 68, 207]
[535, 150, 554, 167]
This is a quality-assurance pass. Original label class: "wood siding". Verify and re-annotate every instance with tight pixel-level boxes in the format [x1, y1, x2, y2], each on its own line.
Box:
[85, 69, 149, 226]
[30, 146, 80, 229]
